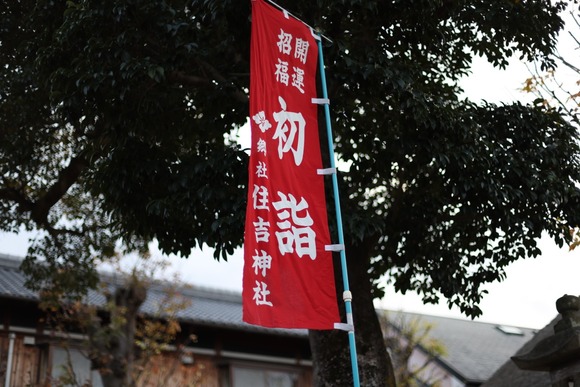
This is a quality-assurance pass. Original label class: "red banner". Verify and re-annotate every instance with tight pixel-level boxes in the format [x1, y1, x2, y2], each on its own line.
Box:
[243, 0, 339, 329]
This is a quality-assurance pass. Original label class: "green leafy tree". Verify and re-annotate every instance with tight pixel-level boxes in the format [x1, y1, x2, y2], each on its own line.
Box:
[2, 1, 580, 385]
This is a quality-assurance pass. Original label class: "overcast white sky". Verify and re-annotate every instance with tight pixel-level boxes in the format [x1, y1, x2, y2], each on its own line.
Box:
[1, 19, 579, 331]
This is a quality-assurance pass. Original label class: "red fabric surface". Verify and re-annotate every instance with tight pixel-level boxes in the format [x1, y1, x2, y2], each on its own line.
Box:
[243, 0, 339, 329]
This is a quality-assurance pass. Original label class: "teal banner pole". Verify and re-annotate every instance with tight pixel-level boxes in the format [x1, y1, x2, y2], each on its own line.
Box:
[316, 34, 361, 387]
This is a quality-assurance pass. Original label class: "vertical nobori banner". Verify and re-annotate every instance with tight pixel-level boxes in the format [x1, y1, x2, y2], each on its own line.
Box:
[243, 0, 339, 329]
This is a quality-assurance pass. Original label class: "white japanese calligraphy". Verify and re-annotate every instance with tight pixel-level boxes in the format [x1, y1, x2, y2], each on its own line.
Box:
[291, 67, 305, 94]
[253, 281, 273, 306]
[253, 216, 270, 243]
[272, 97, 305, 166]
[252, 185, 269, 210]
[252, 249, 272, 277]
[257, 138, 267, 154]
[256, 161, 268, 178]
[275, 59, 289, 85]
[277, 29, 293, 55]
[272, 192, 317, 259]
[294, 38, 309, 64]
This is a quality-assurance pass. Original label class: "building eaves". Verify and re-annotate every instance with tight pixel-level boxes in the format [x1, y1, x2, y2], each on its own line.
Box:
[0, 253, 306, 337]
[0, 253, 37, 301]
[382, 310, 538, 384]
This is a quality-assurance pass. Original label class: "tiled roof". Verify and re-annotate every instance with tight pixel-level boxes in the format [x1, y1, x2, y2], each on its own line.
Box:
[0, 252, 541, 382]
[383, 310, 540, 384]
[481, 317, 556, 387]
[0, 253, 305, 337]
[142, 277, 307, 336]
[0, 253, 38, 300]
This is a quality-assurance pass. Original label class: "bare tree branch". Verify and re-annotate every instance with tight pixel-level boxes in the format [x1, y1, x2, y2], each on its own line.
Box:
[32, 155, 89, 224]
[0, 185, 35, 212]
[166, 71, 214, 88]
[1, 154, 90, 238]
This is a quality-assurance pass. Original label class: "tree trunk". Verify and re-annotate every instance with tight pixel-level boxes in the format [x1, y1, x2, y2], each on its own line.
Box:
[309, 240, 396, 386]
[93, 279, 147, 387]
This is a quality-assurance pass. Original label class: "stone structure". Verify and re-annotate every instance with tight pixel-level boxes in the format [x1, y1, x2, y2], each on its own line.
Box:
[512, 294, 580, 387]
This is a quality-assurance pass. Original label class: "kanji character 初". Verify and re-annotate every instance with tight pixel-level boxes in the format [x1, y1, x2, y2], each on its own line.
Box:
[294, 38, 309, 64]
[253, 216, 270, 243]
[277, 29, 293, 55]
[253, 281, 273, 306]
[252, 249, 272, 277]
[252, 185, 269, 210]
[275, 59, 289, 86]
[272, 191, 317, 259]
[272, 96, 305, 166]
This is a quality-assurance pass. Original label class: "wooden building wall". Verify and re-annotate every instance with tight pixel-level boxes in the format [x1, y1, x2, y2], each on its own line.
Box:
[0, 334, 312, 386]
[136, 353, 219, 387]
[0, 333, 43, 387]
